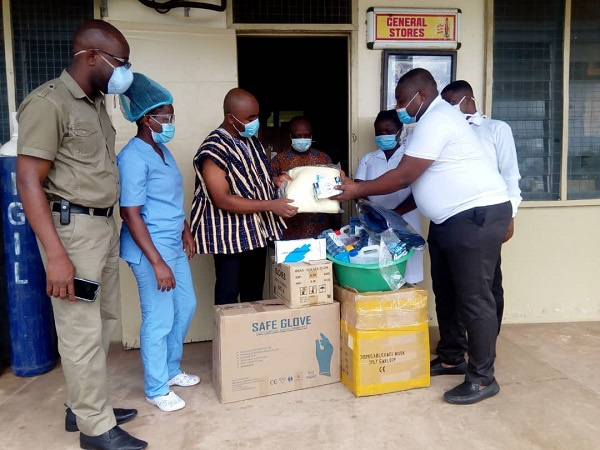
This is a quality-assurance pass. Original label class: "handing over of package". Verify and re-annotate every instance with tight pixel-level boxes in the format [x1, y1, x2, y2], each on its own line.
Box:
[279, 165, 343, 214]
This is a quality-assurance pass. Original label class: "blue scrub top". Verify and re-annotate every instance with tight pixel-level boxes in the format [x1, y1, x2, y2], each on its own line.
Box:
[117, 137, 185, 264]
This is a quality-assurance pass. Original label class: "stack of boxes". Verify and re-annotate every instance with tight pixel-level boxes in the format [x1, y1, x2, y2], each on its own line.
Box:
[213, 239, 340, 403]
[213, 237, 431, 403]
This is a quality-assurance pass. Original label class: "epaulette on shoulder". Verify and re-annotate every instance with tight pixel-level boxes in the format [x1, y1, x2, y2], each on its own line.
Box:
[36, 82, 58, 98]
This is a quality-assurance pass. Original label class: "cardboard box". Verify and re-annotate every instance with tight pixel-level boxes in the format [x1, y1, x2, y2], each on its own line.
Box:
[335, 285, 430, 396]
[213, 300, 340, 403]
[334, 285, 428, 329]
[272, 260, 333, 309]
[341, 319, 430, 397]
[274, 238, 326, 263]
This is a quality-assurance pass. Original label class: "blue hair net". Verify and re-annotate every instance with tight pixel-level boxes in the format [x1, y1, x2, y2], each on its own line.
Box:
[119, 73, 173, 122]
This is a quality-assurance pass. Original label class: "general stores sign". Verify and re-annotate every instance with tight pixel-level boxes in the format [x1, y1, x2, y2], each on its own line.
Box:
[367, 8, 461, 50]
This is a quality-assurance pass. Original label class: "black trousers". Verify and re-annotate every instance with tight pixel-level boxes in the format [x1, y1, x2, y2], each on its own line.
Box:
[429, 201, 512, 385]
[213, 247, 267, 305]
[493, 255, 504, 333]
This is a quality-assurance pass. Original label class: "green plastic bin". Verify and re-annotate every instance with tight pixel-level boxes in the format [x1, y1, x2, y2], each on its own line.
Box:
[327, 249, 414, 293]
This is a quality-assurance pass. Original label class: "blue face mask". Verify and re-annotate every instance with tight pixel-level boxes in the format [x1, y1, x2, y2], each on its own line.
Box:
[375, 134, 398, 151]
[106, 64, 134, 95]
[74, 50, 134, 94]
[150, 121, 175, 144]
[291, 138, 312, 152]
[396, 92, 422, 125]
[233, 115, 260, 138]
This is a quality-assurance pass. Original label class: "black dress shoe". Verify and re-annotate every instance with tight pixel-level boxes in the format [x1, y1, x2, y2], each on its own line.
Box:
[443, 379, 500, 405]
[80, 425, 148, 450]
[66, 407, 138, 432]
[430, 357, 467, 376]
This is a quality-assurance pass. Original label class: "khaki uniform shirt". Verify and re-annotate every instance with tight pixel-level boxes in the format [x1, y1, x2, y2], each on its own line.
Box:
[17, 70, 119, 208]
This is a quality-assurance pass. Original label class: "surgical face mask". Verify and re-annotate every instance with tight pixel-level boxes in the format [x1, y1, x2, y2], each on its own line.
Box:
[375, 134, 398, 151]
[396, 92, 422, 125]
[97, 54, 133, 94]
[232, 115, 260, 138]
[452, 95, 467, 113]
[149, 117, 175, 144]
[291, 138, 312, 152]
[74, 49, 134, 94]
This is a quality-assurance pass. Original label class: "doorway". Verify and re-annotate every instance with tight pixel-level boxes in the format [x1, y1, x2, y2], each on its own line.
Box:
[237, 36, 349, 172]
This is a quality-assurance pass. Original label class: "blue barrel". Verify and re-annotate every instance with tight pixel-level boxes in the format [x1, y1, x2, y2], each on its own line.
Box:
[1, 154, 55, 376]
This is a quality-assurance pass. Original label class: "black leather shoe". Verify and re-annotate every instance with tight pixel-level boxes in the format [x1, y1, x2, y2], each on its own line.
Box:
[430, 357, 467, 376]
[443, 379, 500, 405]
[80, 425, 148, 450]
[66, 408, 138, 432]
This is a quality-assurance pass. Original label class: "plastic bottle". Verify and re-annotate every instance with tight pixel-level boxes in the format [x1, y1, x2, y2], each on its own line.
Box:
[349, 245, 380, 265]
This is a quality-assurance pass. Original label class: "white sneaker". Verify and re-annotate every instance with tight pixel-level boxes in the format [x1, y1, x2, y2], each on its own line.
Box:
[167, 371, 201, 387]
[146, 390, 185, 412]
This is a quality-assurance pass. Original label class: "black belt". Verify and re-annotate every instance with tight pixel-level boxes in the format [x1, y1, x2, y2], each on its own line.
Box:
[52, 202, 114, 217]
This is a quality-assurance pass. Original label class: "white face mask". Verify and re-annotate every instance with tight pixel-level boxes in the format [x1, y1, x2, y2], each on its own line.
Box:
[452, 95, 467, 113]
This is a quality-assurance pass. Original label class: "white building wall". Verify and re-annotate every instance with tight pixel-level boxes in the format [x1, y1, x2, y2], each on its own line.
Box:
[104, 0, 600, 345]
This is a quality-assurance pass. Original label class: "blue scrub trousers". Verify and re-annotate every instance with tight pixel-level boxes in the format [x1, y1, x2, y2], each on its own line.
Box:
[129, 251, 197, 399]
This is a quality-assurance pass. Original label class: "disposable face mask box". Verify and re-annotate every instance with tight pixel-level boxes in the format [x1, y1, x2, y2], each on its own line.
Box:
[334, 285, 428, 329]
[335, 285, 430, 396]
[213, 300, 340, 403]
[274, 238, 326, 263]
[272, 260, 333, 309]
[341, 320, 430, 397]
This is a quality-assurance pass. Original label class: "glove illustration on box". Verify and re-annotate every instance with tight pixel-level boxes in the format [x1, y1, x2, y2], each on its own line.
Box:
[315, 332, 333, 376]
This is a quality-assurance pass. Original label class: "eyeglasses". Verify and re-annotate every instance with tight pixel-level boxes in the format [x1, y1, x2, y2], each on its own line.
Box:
[149, 114, 175, 124]
[74, 48, 132, 69]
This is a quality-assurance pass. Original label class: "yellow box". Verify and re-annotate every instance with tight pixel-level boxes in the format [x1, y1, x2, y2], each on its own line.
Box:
[341, 319, 430, 396]
[334, 285, 428, 329]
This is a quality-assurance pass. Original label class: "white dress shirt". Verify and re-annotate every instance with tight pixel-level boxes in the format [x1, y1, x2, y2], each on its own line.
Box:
[404, 95, 509, 224]
[468, 113, 522, 217]
[355, 145, 424, 284]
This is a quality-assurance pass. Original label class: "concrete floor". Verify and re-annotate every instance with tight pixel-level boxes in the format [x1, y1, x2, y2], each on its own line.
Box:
[0, 322, 599, 450]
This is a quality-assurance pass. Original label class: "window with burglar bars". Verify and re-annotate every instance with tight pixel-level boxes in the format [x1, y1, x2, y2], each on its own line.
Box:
[493, 0, 564, 201]
[567, 0, 600, 199]
[11, 0, 94, 105]
[493, 0, 600, 201]
[0, 7, 10, 144]
[232, 0, 352, 24]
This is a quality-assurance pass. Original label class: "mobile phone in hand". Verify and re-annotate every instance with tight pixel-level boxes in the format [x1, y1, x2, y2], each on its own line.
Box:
[74, 277, 100, 302]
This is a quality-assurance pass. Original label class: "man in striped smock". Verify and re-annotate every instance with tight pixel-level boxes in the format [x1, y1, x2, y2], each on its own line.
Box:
[191, 88, 298, 305]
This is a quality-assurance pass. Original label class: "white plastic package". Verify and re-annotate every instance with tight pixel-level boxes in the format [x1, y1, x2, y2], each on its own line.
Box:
[279, 165, 343, 214]
[378, 228, 407, 291]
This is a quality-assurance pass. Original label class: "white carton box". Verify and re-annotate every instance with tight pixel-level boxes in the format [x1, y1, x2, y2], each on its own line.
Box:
[272, 260, 333, 308]
[274, 238, 326, 263]
[213, 300, 340, 403]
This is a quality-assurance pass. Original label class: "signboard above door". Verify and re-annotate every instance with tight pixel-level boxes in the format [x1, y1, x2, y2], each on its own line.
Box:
[367, 7, 461, 50]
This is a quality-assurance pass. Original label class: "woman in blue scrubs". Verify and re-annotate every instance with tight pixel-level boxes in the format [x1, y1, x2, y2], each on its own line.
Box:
[117, 74, 199, 412]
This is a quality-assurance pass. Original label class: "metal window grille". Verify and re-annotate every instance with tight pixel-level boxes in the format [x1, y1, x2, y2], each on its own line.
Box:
[567, 0, 600, 199]
[11, 0, 94, 105]
[492, 0, 565, 200]
[0, 7, 9, 144]
[232, 0, 352, 24]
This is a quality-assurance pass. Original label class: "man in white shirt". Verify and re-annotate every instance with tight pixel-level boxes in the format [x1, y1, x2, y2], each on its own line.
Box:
[441, 80, 522, 333]
[355, 109, 423, 284]
[336, 68, 512, 405]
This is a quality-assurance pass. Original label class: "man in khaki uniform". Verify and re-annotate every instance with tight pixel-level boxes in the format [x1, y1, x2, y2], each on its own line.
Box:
[16, 20, 147, 450]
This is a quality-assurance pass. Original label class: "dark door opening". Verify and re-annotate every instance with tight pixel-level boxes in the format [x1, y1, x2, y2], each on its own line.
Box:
[237, 36, 349, 172]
